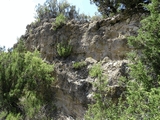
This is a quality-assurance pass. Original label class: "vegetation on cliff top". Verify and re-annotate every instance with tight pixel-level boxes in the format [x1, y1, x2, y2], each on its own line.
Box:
[35, 0, 92, 22]
[90, 0, 151, 17]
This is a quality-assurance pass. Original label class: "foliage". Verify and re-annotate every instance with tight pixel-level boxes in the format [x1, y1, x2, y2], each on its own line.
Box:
[90, 12, 103, 22]
[73, 61, 86, 69]
[86, 0, 160, 119]
[89, 63, 102, 78]
[78, 12, 103, 22]
[86, 63, 110, 120]
[57, 41, 72, 58]
[86, 62, 160, 119]
[77, 13, 91, 22]
[35, 0, 79, 20]
[0, 40, 54, 119]
[86, 80, 160, 120]
[120, 83, 160, 119]
[128, 0, 160, 90]
[90, 0, 150, 16]
[34, 0, 93, 22]
[52, 13, 66, 30]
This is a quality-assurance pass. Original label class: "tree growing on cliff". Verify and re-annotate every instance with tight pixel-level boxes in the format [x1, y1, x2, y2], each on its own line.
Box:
[90, 0, 151, 17]
[35, 0, 79, 20]
[0, 40, 54, 119]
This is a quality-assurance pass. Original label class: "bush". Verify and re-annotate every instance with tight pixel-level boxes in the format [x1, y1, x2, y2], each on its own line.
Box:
[86, 80, 160, 119]
[0, 40, 54, 119]
[128, 0, 160, 90]
[35, 0, 79, 20]
[34, 0, 92, 22]
[73, 61, 86, 69]
[90, 0, 150, 17]
[52, 13, 66, 30]
[57, 41, 72, 58]
[86, 63, 109, 120]
[89, 63, 102, 78]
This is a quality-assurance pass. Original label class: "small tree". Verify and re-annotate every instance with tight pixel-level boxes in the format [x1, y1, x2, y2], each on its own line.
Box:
[90, 0, 150, 17]
[57, 41, 72, 58]
[52, 13, 66, 30]
[0, 40, 54, 119]
[35, 0, 79, 20]
[128, 0, 160, 90]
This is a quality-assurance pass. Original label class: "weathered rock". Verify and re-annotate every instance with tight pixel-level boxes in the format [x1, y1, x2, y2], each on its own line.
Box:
[21, 14, 142, 62]
[20, 13, 143, 119]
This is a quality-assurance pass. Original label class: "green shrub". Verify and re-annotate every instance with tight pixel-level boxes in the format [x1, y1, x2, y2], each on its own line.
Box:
[5, 113, 22, 120]
[86, 63, 109, 120]
[35, 0, 79, 20]
[77, 13, 91, 22]
[0, 40, 54, 119]
[89, 63, 102, 78]
[86, 81, 160, 120]
[56, 14, 66, 25]
[53, 13, 66, 30]
[73, 61, 86, 69]
[128, 0, 160, 90]
[57, 41, 72, 58]
[90, 0, 150, 17]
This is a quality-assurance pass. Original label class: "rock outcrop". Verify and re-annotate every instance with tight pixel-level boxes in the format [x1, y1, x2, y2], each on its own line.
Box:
[21, 13, 144, 119]
[22, 14, 143, 62]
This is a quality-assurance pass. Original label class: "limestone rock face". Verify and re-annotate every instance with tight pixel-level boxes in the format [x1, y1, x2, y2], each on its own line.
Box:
[22, 14, 142, 62]
[21, 13, 143, 119]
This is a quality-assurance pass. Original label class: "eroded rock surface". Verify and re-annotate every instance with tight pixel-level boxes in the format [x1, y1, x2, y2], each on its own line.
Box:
[20, 13, 144, 119]
[22, 14, 143, 62]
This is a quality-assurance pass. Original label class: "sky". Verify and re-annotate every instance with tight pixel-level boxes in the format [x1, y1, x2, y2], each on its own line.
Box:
[0, 0, 98, 49]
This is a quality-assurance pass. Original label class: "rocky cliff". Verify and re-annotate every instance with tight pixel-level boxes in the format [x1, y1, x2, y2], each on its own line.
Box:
[21, 13, 144, 119]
